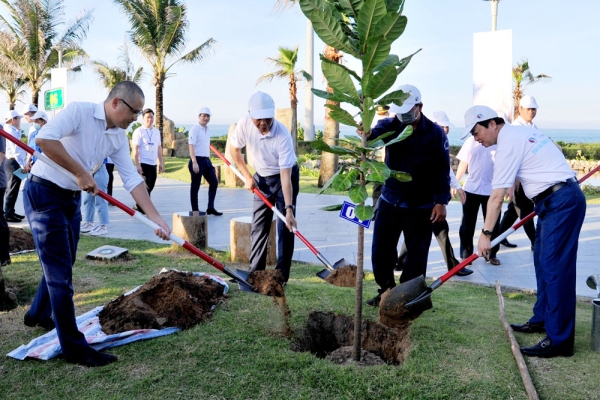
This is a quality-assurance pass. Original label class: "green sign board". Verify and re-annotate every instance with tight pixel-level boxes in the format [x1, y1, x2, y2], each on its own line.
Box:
[44, 88, 64, 111]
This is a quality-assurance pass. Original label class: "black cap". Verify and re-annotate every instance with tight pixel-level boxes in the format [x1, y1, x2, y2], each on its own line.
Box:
[142, 108, 154, 115]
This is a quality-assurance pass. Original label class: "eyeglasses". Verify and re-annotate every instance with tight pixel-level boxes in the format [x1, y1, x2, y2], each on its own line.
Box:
[119, 99, 143, 116]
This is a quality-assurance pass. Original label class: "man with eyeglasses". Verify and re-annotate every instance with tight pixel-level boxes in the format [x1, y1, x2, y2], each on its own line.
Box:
[3, 110, 29, 222]
[229, 91, 299, 285]
[469, 105, 585, 358]
[22, 81, 171, 367]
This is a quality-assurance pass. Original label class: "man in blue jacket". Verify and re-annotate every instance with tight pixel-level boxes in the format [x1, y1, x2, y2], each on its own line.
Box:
[365, 84, 450, 306]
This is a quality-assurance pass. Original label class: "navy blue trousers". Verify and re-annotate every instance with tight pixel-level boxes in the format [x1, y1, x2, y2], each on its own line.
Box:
[531, 182, 585, 348]
[459, 192, 500, 258]
[188, 156, 218, 212]
[24, 179, 90, 359]
[372, 199, 433, 291]
[249, 165, 299, 282]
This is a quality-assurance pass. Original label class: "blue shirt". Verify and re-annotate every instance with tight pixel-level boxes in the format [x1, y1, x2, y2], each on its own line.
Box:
[370, 114, 450, 208]
[28, 128, 41, 163]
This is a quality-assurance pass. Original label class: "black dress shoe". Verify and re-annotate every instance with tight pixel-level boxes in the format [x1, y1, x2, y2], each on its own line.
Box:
[1, 258, 11, 266]
[501, 239, 517, 248]
[6, 215, 22, 223]
[13, 213, 24, 219]
[520, 337, 573, 358]
[455, 268, 473, 276]
[65, 349, 118, 367]
[24, 312, 55, 331]
[510, 320, 546, 334]
[206, 208, 223, 216]
[366, 294, 381, 307]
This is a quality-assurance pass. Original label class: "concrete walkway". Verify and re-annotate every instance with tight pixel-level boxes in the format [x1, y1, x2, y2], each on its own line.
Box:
[10, 175, 600, 299]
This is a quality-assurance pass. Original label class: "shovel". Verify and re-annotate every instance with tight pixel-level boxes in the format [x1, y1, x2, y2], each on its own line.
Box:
[209, 144, 350, 281]
[0, 128, 258, 294]
[586, 274, 600, 297]
[390, 164, 600, 319]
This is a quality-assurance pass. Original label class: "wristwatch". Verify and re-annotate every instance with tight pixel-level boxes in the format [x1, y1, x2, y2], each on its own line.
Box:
[481, 229, 492, 237]
[285, 205, 295, 211]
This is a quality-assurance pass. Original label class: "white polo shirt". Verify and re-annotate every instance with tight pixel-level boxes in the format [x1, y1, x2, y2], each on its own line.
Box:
[4, 124, 26, 167]
[229, 115, 296, 177]
[492, 124, 574, 199]
[132, 126, 161, 165]
[32, 102, 143, 192]
[188, 124, 211, 157]
[457, 136, 496, 195]
[512, 115, 538, 129]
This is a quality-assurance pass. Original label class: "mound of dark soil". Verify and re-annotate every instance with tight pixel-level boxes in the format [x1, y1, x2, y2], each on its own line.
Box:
[9, 227, 34, 253]
[248, 270, 285, 297]
[324, 264, 357, 287]
[326, 346, 385, 366]
[99, 270, 226, 334]
[291, 311, 411, 365]
[379, 278, 429, 328]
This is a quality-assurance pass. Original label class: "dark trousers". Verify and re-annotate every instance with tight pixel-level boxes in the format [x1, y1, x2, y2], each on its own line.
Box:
[4, 158, 22, 217]
[133, 163, 158, 213]
[188, 157, 218, 212]
[0, 187, 9, 264]
[459, 192, 500, 259]
[531, 182, 585, 348]
[499, 185, 536, 246]
[398, 219, 459, 271]
[249, 165, 299, 282]
[106, 163, 115, 196]
[372, 199, 433, 291]
[23, 179, 91, 359]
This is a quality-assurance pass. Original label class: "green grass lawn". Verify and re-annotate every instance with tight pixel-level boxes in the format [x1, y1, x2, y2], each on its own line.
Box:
[1, 236, 599, 399]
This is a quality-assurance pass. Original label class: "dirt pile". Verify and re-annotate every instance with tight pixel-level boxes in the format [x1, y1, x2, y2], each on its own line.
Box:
[248, 270, 285, 297]
[379, 278, 429, 328]
[9, 227, 35, 253]
[324, 264, 357, 287]
[99, 270, 226, 334]
[326, 346, 385, 366]
[291, 311, 411, 365]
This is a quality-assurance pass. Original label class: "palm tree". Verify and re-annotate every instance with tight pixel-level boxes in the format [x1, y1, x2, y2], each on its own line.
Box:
[0, 31, 27, 109]
[0, 0, 93, 105]
[257, 45, 311, 154]
[512, 59, 551, 119]
[113, 0, 216, 144]
[92, 40, 143, 90]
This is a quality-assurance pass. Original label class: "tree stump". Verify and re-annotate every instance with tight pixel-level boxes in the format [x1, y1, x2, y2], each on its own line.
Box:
[230, 216, 276, 265]
[172, 212, 208, 249]
[201, 165, 221, 184]
[224, 125, 245, 188]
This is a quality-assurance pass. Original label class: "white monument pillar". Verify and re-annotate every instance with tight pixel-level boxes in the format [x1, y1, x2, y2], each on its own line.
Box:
[304, 20, 315, 141]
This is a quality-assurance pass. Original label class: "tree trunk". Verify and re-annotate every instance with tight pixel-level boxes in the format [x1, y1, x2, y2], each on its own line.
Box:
[32, 88, 39, 107]
[291, 77, 298, 155]
[513, 82, 522, 121]
[155, 74, 165, 145]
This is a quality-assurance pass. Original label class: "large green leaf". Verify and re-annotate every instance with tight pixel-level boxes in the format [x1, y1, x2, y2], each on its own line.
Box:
[325, 104, 360, 127]
[339, 135, 362, 144]
[320, 204, 344, 211]
[338, 0, 364, 19]
[311, 88, 361, 108]
[322, 60, 359, 100]
[333, 168, 360, 191]
[396, 49, 421, 76]
[357, 0, 387, 53]
[299, 0, 328, 15]
[389, 170, 412, 182]
[354, 205, 374, 221]
[320, 54, 360, 81]
[362, 35, 391, 76]
[365, 138, 385, 149]
[349, 184, 368, 204]
[373, 13, 407, 43]
[361, 97, 375, 132]
[318, 165, 346, 194]
[377, 89, 410, 106]
[385, 0, 405, 13]
[363, 65, 397, 99]
[362, 160, 390, 182]
[310, 9, 360, 58]
[366, 130, 396, 146]
[385, 125, 413, 146]
[373, 54, 400, 73]
[312, 140, 360, 156]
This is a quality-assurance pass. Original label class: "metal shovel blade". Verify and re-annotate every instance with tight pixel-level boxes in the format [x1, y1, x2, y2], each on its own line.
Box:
[237, 281, 255, 293]
[236, 269, 251, 282]
[315, 258, 349, 281]
[587, 274, 600, 296]
[332, 258, 349, 269]
[381, 276, 432, 319]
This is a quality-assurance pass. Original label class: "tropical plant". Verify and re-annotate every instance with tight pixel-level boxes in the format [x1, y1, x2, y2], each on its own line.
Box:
[300, 0, 417, 362]
[113, 0, 216, 144]
[92, 40, 143, 90]
[512, 59, 551, 120]
[0, 67, 27, 110]
[257, 45, 312, 154]
[0, 0, 92, 104]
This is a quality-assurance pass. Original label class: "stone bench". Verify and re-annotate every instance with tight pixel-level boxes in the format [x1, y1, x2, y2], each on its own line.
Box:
[230, 216, 276, 265]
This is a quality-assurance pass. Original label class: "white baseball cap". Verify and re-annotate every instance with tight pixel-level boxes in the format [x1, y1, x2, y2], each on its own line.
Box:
[198, 107, 212, 116]
[248, 91, 275, 119]
[32, 110, 49, 122]
[461, 105, 498, 139]
[21, 104, 37, 115]
[4, 110, 23, 122]
[431, 111, 453, 127]
[519, 95, 538, 109]
[389, 84, 422, 114]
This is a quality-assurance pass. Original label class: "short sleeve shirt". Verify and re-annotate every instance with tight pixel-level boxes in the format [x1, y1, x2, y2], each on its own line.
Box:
[132, 126, 161, 165]
[457, 136, 496, 195]
[188, 124, 211, 157]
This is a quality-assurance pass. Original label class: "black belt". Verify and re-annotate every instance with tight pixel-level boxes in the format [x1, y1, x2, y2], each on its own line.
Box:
[29, 175, 81, 198]
[532, 177, 577, 204]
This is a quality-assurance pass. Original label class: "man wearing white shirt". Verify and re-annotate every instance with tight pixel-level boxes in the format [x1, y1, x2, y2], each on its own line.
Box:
[229, 92, 299, 283]
[471, 105, 585, 358]
[22, 81, 171, 367]
[188, 107, 221, 216]
[3, 110, 28, 222]
[513, 95, 538, 129]
[21, 103, 37, 137]
[131, 108, 164, 214]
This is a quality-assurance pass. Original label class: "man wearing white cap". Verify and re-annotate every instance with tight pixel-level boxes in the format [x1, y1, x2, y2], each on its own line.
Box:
[364, 84, 451, 306]
[26, 110, 49, 168]
[514, 95, 538, 128]
[468, 105, 585, 358]
[21, 104, 38, 137]
[188, 107, 221, 216]
[3, 110, 28, 222]
[131, 108, 164, 214]
[229, 92, 299, 284]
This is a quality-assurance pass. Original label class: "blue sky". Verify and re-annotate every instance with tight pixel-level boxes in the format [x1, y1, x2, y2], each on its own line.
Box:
[1, 0, 599, 129]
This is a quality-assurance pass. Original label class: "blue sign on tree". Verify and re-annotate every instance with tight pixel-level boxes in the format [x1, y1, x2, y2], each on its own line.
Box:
[339, 201, 371, 229]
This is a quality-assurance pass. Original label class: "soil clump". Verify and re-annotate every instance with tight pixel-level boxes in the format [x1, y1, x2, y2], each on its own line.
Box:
[291, 311, 411, 364]
[99, 270, 226, 334]
[9, 227, 35, 253]
[378, 281, 427, 328]
[247, 270, 285, 297]
[326, 346, 385, 366]
[324, 264, 357, 287]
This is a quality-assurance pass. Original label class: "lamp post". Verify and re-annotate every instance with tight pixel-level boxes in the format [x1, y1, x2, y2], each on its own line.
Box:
[483, 0, 500, 31]
[52, 44, 64, 68]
